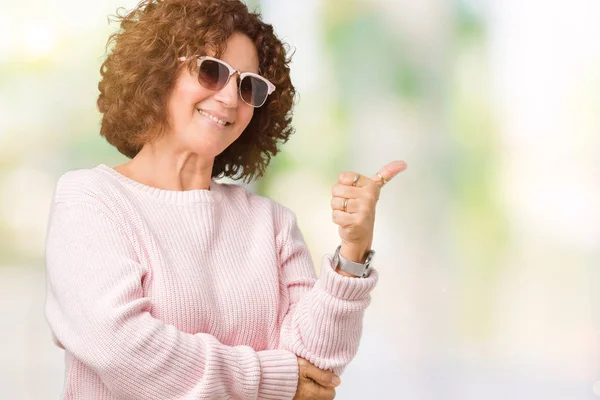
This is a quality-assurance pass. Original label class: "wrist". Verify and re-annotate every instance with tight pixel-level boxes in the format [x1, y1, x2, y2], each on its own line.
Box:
[340, 242, 371, 263]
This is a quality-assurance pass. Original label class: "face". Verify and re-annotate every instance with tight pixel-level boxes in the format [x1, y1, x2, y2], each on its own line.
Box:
[165, 32, 259, 159]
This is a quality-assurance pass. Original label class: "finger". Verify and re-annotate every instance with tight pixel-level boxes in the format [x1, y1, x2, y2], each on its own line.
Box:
[331, 184, 363, 200]
[332, 209, 355, 227]
[304, 364, 341, 388]
[332, 184, 379, 204]
[301, 379, 337, 399]
[312, 383, 336, 399]
[370, 160, 407, 187]
[338, 171, 367, 187]
[331, 197, 360, 213]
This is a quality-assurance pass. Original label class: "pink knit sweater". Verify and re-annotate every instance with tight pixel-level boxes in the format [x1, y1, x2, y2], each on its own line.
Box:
[44, 164, 378, 399]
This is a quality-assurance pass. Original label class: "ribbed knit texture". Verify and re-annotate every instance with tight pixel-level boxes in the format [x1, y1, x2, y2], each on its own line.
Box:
[44, 164, 378, 400]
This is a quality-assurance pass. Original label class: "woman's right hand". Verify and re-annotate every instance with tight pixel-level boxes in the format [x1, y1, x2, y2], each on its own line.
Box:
[293, 357, 340, 400]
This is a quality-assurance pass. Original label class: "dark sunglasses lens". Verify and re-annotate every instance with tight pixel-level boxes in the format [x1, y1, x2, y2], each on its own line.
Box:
[240, 76, 269, 107]
[198, 60, 229, 90]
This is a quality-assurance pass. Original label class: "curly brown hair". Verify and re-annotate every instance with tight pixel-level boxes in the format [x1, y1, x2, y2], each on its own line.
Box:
[97, 0, 296, 182]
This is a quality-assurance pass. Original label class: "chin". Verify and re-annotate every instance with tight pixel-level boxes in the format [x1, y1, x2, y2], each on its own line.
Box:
[186, 139, 232, 158]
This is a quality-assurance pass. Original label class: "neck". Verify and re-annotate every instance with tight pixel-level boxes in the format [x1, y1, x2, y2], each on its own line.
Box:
[119, 142, 214, 192]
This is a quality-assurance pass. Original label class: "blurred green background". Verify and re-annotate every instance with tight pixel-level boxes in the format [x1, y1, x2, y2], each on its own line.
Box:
[1, 0, 599, 398]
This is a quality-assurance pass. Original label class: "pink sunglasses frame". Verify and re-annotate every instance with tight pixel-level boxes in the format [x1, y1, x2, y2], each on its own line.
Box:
[178, 56, 276, 108]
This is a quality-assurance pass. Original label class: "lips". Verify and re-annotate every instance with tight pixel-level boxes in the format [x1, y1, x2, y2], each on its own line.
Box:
[196, 108, 234, 126]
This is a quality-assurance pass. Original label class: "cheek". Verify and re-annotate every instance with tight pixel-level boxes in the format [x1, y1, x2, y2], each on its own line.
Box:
[174, 73, 212, 107]
[237, 107, 255, 128]
[169, 89, 212, 126]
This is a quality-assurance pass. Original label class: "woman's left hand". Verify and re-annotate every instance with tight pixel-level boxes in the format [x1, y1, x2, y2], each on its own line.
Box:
[331, 160, 407, 264]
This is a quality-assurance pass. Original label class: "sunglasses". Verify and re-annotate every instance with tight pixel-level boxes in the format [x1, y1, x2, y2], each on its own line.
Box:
[179, 56, 276, 108]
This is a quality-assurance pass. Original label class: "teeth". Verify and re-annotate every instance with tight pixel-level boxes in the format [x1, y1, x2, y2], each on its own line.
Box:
[197, 109, 229, 126]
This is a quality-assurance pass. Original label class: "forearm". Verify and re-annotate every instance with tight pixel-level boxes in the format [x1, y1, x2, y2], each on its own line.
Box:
[280, 255, 378, 376]
[274, 207, 377, 375]
[47, 294, 299, 399]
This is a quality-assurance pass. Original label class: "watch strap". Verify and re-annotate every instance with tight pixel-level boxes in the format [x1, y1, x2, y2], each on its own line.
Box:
[333, 245, 375, 278]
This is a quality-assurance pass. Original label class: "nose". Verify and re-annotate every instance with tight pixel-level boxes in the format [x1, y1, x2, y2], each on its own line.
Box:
[213, 73, 239, 108]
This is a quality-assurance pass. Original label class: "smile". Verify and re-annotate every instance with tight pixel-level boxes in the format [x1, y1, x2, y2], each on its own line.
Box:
[197, 109, 233, 127]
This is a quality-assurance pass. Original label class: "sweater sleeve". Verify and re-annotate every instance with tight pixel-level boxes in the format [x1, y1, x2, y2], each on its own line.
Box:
[275, 207, 378, 376]
[45, 197, 299, 400]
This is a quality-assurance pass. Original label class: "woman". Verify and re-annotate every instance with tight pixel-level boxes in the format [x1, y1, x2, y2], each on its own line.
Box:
[44, 0, 406, 399]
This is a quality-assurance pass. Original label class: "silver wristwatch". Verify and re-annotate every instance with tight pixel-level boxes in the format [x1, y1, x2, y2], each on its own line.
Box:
[332, 245, 375, 278]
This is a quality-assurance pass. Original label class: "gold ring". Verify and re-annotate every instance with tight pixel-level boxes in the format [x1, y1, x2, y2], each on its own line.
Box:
[352, 173, 360, 187]
[342, 198, 349, 213]
[376, 172, 388, 185]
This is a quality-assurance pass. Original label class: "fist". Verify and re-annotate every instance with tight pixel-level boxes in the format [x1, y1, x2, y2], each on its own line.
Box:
[293, 357, 340, 400]
[331, 160, 407, 262]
